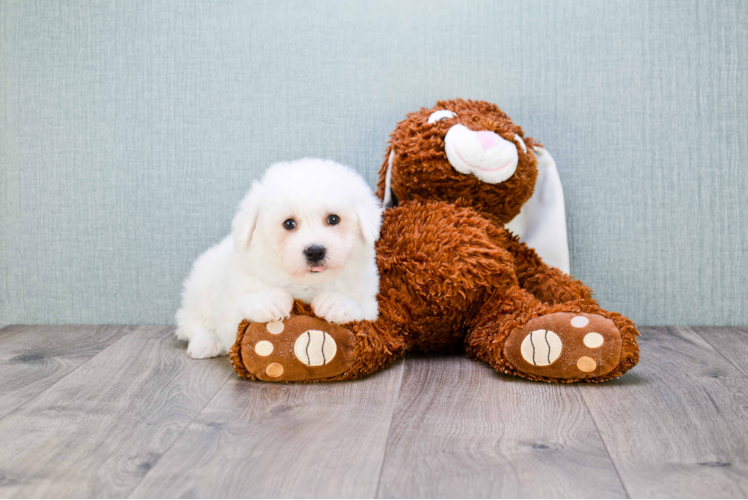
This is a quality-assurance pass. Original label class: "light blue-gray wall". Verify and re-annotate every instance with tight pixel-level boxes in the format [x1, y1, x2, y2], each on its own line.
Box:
[1, 0, 746, 326]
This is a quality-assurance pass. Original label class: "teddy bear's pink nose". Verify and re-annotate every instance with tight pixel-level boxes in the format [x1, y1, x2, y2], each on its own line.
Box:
[475, 131, 502, 150]
[444, 124, 519, 184]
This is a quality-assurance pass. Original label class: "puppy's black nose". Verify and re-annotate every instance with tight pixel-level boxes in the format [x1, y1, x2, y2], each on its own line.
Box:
[304, 245, 326, 262]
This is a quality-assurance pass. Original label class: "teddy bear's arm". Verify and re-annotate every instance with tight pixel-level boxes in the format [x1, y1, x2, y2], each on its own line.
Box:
[501, 231, 597, 306]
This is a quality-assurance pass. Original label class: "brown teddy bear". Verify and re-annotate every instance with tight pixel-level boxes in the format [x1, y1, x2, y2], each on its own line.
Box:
[229, 99, 640, 383]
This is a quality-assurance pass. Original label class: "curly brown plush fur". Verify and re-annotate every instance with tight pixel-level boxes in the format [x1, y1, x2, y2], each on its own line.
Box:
[231, 99, 639, 383]
[377, 99, 541, 224]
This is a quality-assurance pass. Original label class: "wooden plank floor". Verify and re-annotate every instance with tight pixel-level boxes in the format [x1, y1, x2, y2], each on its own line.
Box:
[0, 325, 746, 498]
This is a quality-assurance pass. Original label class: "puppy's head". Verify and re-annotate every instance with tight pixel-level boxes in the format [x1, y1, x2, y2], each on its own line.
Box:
[232, 158, 382, 284]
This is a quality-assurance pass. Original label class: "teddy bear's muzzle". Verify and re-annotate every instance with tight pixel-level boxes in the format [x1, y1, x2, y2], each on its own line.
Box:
[444, 124, 523, 184]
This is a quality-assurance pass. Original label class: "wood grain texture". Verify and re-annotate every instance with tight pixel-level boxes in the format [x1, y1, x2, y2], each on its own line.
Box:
[0, 326, 233, 498]
[0, 325, 134, 419]
[2, 325, 748, 498]
[130, 361, 405, 499]
[376, 355, 626, 498]
[693, 326, 748, 377]
[581, 326, 748, 498]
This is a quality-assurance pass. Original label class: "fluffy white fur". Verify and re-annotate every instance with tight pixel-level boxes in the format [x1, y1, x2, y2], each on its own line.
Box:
[175, 158, 382, 359]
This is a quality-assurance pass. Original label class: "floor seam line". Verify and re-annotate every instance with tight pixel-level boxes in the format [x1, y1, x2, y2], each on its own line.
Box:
[577, 385, 632, 499]
[0, 324, 140, 424]
[374, 358, 407, 499]
[126, 368, 235, 498]
[685, 326, 748, 379]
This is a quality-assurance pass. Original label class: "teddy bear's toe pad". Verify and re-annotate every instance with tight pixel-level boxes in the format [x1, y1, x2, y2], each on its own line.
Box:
[238, 315, 356, 382]
[504, 312, 622, 380]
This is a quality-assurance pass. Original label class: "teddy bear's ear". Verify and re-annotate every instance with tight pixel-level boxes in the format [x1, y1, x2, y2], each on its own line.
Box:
[505, 147, 570, 274]
[382, 148, 397, 208]
[231, 182, 262, 252]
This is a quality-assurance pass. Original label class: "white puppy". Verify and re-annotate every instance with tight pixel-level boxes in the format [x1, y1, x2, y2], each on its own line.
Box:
[175, 158, 382, 359]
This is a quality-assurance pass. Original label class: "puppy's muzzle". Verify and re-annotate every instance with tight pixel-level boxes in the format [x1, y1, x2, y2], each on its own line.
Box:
[304, 245, 326, 264]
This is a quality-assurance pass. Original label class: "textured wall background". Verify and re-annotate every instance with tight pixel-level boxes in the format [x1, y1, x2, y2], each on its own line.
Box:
[1, 0, 746, 326]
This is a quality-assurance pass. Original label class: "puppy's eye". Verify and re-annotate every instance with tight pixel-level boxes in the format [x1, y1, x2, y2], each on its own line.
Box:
[283, 219, 296, 230]
[427, 110, 456, 124]
[326, 214, 340, 226]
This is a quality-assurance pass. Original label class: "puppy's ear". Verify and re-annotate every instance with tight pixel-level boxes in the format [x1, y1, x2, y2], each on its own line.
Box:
[356, 191, 383, 246]
[231, 183, 262, 252]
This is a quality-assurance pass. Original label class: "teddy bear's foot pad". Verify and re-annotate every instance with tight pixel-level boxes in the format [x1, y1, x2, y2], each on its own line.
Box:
[504, 312, 622, 380]
[233, 315, 357, 382]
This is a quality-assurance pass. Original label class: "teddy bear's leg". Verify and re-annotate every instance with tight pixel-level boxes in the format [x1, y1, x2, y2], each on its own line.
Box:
[499, 230, 597, 306]
[229, 301, 407, 382]
[465, 286, 639, 382]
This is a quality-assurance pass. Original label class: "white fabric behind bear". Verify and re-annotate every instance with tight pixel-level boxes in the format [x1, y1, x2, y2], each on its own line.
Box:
[505, 148, 570, 274]
[384, 147, 570, 274]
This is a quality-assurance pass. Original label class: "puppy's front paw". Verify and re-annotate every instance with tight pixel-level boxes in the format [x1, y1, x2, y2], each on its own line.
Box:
[312, 292, 363, 324]
[237, 288, 294, 323]
[187, 334, 221, 359]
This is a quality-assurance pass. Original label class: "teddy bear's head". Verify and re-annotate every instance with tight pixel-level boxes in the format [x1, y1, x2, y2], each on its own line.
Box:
[376, 99, 540, 224]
